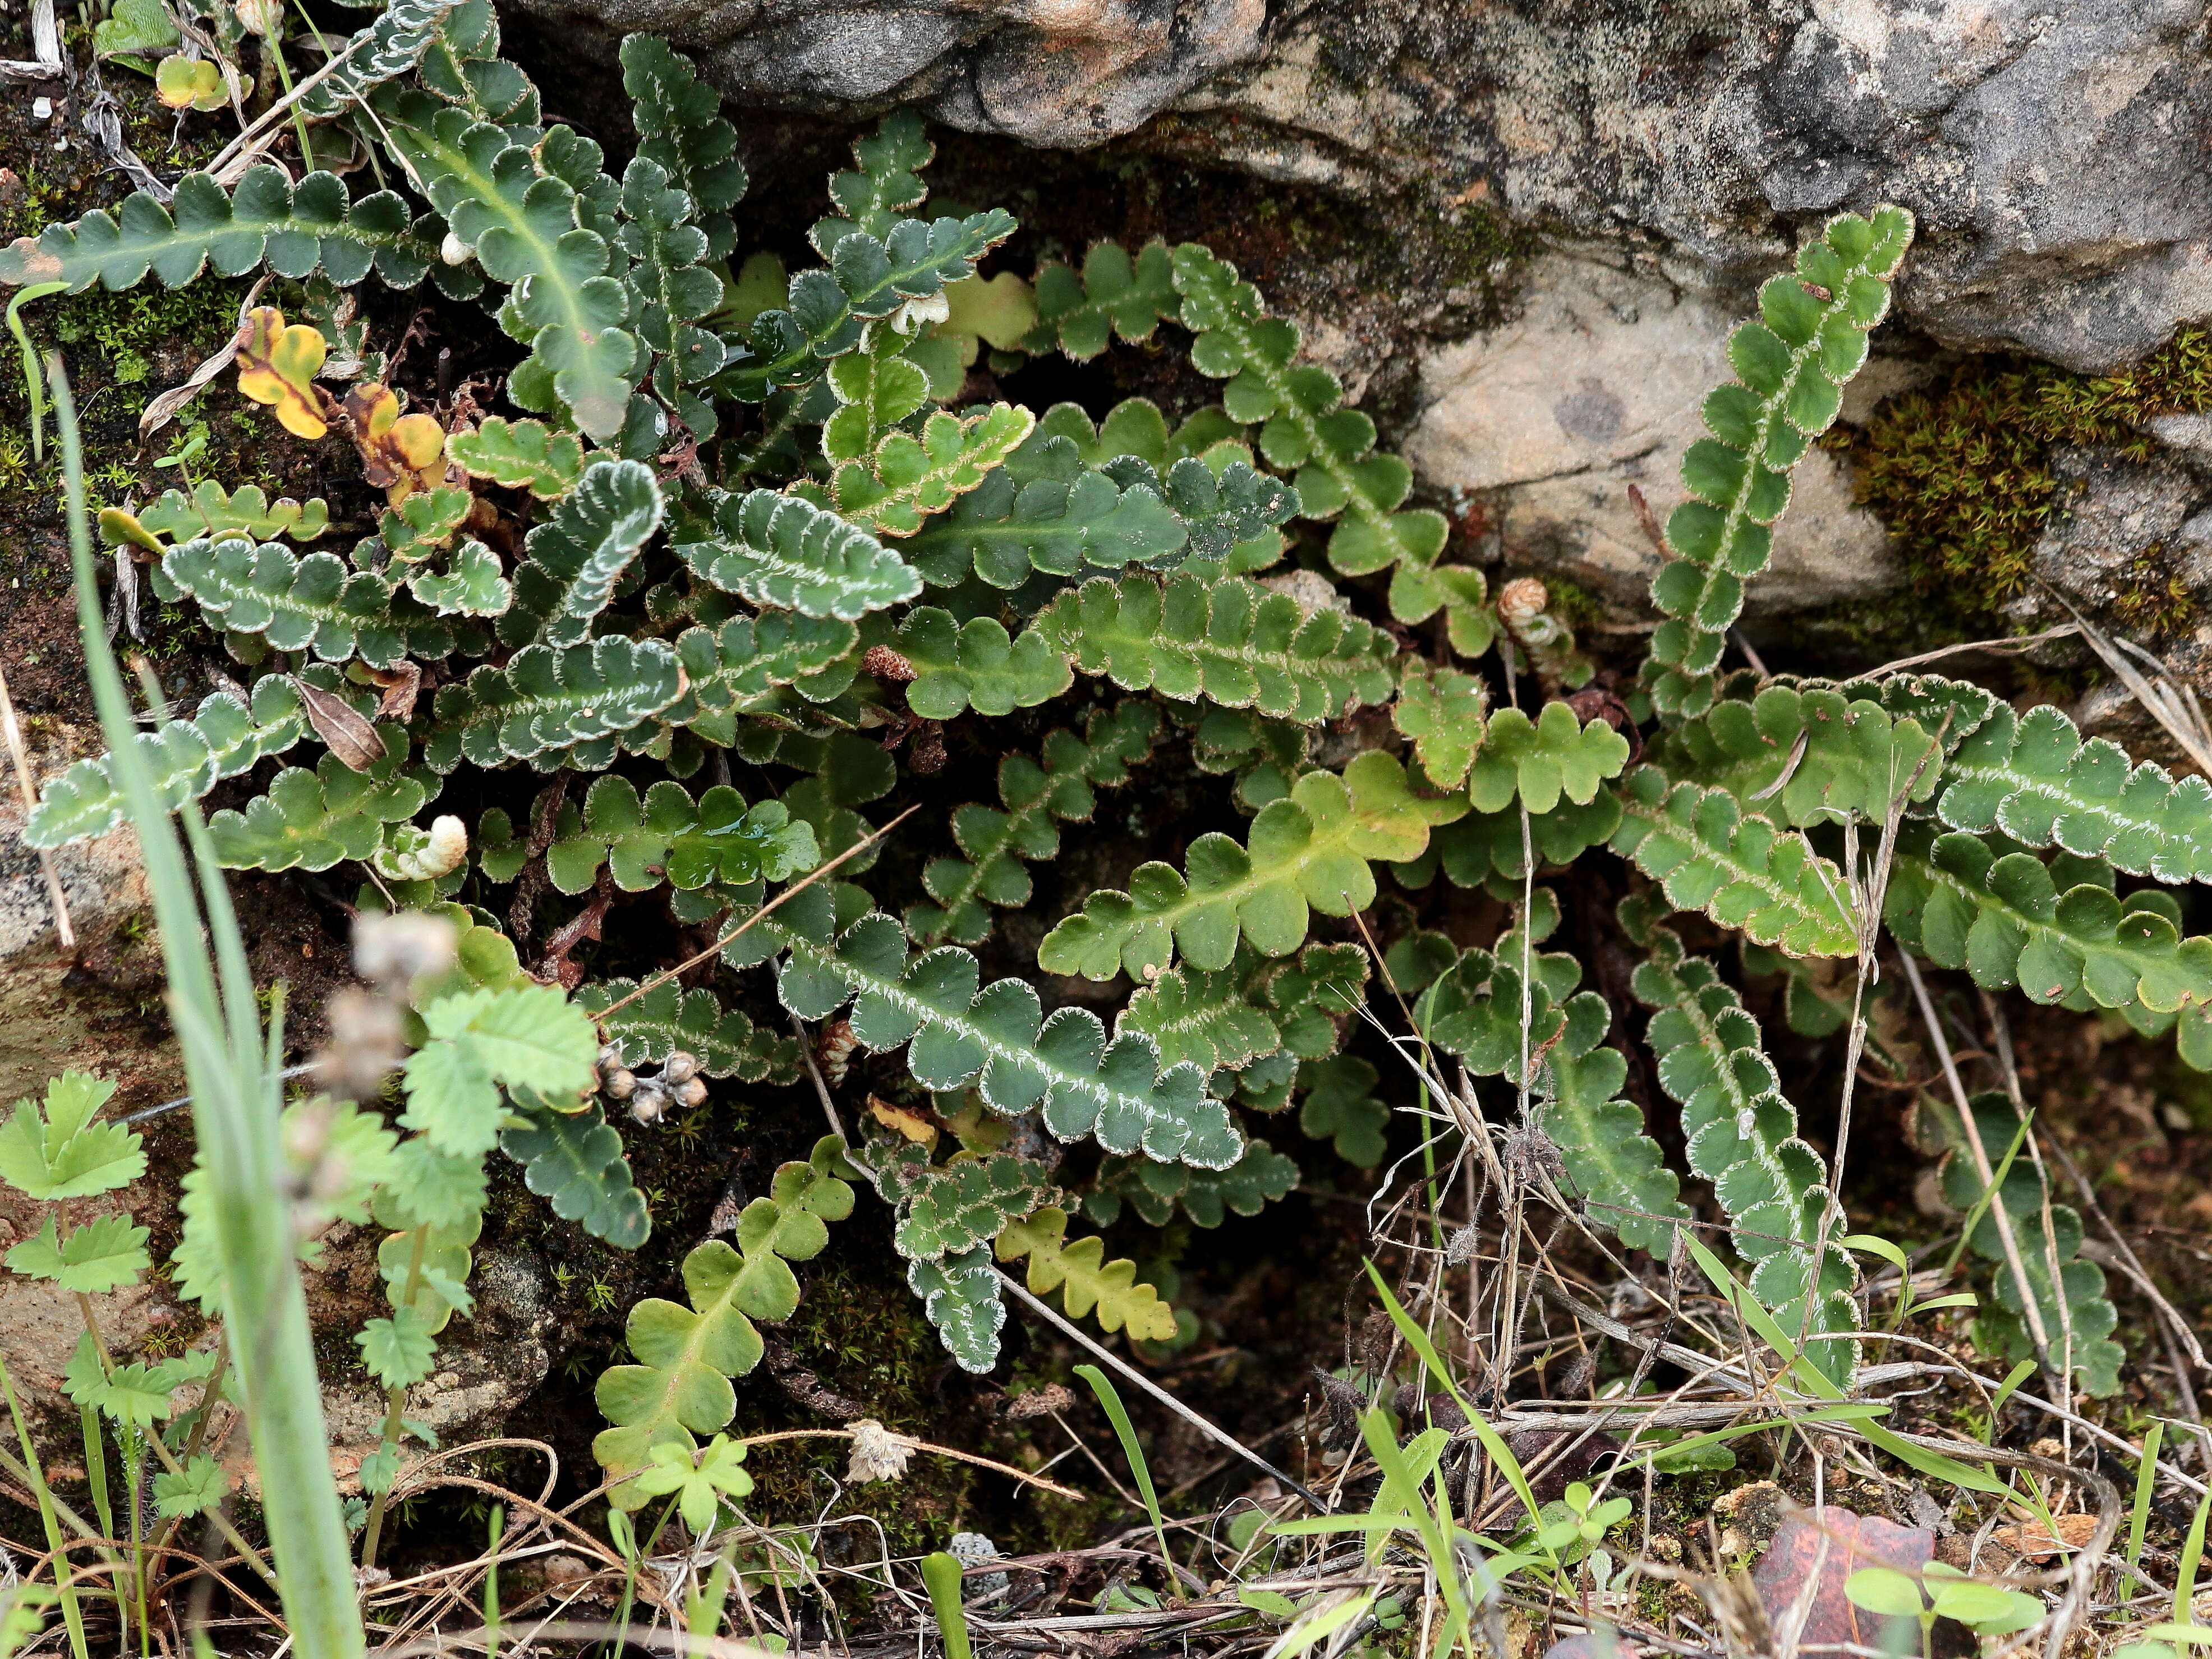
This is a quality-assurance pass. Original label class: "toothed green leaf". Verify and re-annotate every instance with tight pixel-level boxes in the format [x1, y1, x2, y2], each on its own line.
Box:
[207, 731, 437, 873]
[446, 417, 586, 499]
[578, 979, 803, 1083]
[137, 481, 330, 543]
[897, 606, 1075, 720]
[422, 638, 685, 771]
[1040, 752, 1463, 981]
[0, 1073, 142, 1201]
[499, 1099, 650, 1247]
[545, 775, 818, 894]
[1031, 239, 1178, 360]
[498, 457, 664, 645]
[679, 488, 921, 620]
[1466, 701, 1631, 815]
[160, 538, 458, 668]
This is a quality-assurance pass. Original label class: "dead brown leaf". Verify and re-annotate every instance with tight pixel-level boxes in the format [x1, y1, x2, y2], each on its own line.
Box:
[293, 678, 385, 772]
[1749, 1506, 1933, 1656]
[1993, 1515, 2096, 1557]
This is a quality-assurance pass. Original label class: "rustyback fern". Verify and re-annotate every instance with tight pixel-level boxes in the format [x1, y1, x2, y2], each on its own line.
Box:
[680, 488, 921, 619]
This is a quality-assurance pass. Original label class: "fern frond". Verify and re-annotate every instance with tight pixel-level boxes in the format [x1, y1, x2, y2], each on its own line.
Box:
[422, 638, 685, 771]
[738, 888, 1243, 1168]
[446, 416, 585, 498]
[1392, 796, 1623, 895]
[622, 33, 747, 261]
[592, 1139, 854, 1497]
[1030, 240, 1178, 360]
[499, 1099, 649, 1247]
[617, 155, 735, 434]
[1937, 700, 2212, 883]
[726, 210, 1019, 400]
[0, 167, 436, 293]
[832, 404, 1035, 536]
[1170, 242, 1447, 591]
[578, 980, 802, 1082]
[1925, 1093, 2122, 1395]
[1645, 206, 1914, 715]
[908, 1247, 1005, 1372]
[1392, 663, 1488, 789]
[679, 488, 921, 620]
[1886, 825, 2212, 1020]
[654, 612, 859, 746]
[995, 1205, 1178, 1341]
[407, 540, 511, 618]
[896, 607, 1075, 719]
[1088, 1139, 1299, 1228]
[875, 1145, 1058, 1260]
[1655, 682, 1943, 825]
[206, 733, 438, 872]
[1030, 569, 1399, 721]
[810, 109, 931, 252]
[1626, 904, 1856, 1382]
[1040, 751, 1462, 981]
[1609, 768, 1858, 957]
[498, 457, 664, 646]
[373, 91, 637, 438]
[1119, 941, 1369, 1075]
[903, 436, 1187, 589]
[1296, 1054, 1387, 1165]
[137, 481, 330, 543]
[1466, 702, 1631, 814]
[545, 775, 817, 894]
[159, 538, 457, 668]
[1535, 991, 1692, 1260]
[25, 675, 307, 849]
[907, 703, 1160, 945]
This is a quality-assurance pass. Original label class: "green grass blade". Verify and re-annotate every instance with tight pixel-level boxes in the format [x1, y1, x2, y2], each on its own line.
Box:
[920, 1552, 972, 1659]
[2128, 1422, 2165, 1575]
[1075, 1363, 1172, 1577]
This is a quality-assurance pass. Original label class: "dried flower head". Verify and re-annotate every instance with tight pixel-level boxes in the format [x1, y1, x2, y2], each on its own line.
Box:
[353, 910, 457, 986]
[845, 1419, 911, 1483]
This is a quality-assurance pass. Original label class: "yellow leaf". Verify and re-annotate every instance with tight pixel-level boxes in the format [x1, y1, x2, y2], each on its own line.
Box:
[235, 307, 329, 439]
[96, 507, 165, 556]
[995, 1206, 1177, 1343]
[344, 383, 450, 502]
[153, 54, 228, 111]
[866, 1093, 939, 1146]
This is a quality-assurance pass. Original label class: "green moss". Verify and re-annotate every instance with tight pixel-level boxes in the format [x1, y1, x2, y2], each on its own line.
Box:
[50, 279, 246, 376]
[1852, 328, 2212, 630]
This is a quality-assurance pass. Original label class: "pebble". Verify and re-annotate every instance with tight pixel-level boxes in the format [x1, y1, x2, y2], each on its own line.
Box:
[31, 96, 51, 120]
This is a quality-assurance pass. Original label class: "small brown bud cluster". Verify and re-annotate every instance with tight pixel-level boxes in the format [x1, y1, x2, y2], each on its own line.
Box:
[596, 1044, 707, 1124]
[862, 644, 917, 683]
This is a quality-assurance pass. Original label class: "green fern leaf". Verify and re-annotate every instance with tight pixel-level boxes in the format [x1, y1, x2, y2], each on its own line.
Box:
[546, 775, 818, 893]
[1031, 569, 1399, 721]
[726, 210, 1018, 401]
[744, 890, 1243, 1168]
[876, 1146, 1058, 1260]
[1466, 702, 1631, 814]
[422, 638, 685, 771]
[679, 488, 921, 620]
[1627, 904, 1855, 1382]
[0, 166, 436, 292]
[1886, 825, 2212, 1018]
[1389, 563, 1497, 656]
[1171, 241, 1447, 587]
[578, 979, 802, 1082]
[1645, 206, 1914, 714]
[1119, 940, 1368, 1076]
[408, 540, 512, 618]
[811, 109, 931, 252]
[1926, 1092, 2122, 1395]
[907, 1246, 1004, 1372]
[819, 324, 933, 465]
[904, 436, 1185, 587]
[593, 1139, 854, 1498]
[1296, 1055, 1388, 1166]
[160, 538, 456, 668]
[896, 607, 1075, 719]
[1031, 239, 1178, 360]
[1040, 751, 1463, 981]
[498, 457, 664, 646]
[1535, 991, 1693, 1260]
[1610, 767, 1857, 957]
[447, 416, 585, 498]
[1657, 682, 1943, 826]
[908, 702, 1160, 945]
[1089, 1139, 1298, 1228]
[499, 1098, 650, 1247]
[832, 404, 1035, 537]
[1937, 701, 2212, 883]
[26, 675, 307, 848]
[1391, 796, 1624, 895]
[374, 91, 637, 438]
[137, 481, 330, 543]
[622, 33, 747, 260]
[652, 612, 860, 746]
[375, 486, 475, 567]
[206, 733, 437, 872]
[618, 155, 735, 433]
[1393, 664, 1488, 789]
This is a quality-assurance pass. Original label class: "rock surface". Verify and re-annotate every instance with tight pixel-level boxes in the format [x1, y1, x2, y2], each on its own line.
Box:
[1404, 249, 1904, 621]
